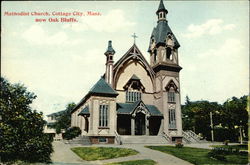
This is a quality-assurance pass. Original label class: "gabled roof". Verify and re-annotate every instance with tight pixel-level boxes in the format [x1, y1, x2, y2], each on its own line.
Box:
[117, 100, 163, 116]
[113, 44, 155, 87]
[123, 74, 145, 91]
[78, 106, 90, 116]
[89, 77, 118, 95]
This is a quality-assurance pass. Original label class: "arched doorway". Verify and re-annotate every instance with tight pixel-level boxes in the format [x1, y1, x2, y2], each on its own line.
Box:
[135, 112, 145, 135]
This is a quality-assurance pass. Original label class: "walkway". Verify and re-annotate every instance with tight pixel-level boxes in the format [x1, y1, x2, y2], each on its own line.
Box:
[51, 141, 92, 165]
[51, 141, 193, 165]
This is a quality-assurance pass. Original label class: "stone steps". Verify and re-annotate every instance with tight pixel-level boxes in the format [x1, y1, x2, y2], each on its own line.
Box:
[120, 135, 169, 144]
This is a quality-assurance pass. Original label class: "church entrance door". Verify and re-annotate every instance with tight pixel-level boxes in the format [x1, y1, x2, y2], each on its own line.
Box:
[84, 117, 89, 133]
[135, 112, 145, 135]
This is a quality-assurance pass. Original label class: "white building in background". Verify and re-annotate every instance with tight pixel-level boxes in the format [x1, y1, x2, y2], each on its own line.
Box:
[44, 110, 65, 140]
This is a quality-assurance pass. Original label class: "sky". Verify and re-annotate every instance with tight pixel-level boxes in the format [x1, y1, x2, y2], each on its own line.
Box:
[1, 1, 249, 118]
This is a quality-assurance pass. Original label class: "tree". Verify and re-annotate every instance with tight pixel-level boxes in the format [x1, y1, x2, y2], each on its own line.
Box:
[220, 96, 248, 141]
[182, 95, 248, 142]
[53, 102, 76, 134]
[0, 77, 53, 163]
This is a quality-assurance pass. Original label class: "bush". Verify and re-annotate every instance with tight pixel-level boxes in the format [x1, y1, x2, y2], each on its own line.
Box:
[208, 148, 226, 161]
[223, 140, 229, 145]
[175, 142, 184, 148]
[63, 127, 81, 140]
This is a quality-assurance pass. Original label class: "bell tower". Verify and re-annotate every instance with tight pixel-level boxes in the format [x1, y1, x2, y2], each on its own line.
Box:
[149, 0, 183, 140]
[104, 40, 115, 87]
[148, 0, 181, 73]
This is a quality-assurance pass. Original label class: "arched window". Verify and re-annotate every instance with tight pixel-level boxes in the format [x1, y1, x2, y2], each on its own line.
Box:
[166, 80, 178, 103]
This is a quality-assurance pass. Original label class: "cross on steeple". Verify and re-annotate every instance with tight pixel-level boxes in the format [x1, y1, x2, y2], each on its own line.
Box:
[131, 33, 138, 44]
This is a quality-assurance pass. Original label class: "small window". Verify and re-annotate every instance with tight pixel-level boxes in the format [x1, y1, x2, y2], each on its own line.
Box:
[99, 137, 107, 143]
[168, 92, 175, 103]
[109, 56, 113, 61]
[99, 105, 108, 127]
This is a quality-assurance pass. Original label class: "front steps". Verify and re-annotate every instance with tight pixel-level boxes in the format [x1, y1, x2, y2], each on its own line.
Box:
[120, 135, 170, 144]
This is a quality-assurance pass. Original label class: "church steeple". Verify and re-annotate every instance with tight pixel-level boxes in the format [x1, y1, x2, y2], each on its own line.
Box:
[148, 0, 181, 73]
[156, 0, 168, 22]
[104, 41, 115, 87]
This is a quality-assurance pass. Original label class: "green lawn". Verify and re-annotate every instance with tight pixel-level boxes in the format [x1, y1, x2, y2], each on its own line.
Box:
[105, 159, 157, 165]
[146, 146, 248, 165]
[71, 147, 138, 161]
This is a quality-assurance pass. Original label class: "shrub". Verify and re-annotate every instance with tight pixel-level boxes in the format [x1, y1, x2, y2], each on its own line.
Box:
[63, 126, 81, 140]
[175, 142, 184, 148]
[223, 140, 229, 145]
[208, 148, 226, 161]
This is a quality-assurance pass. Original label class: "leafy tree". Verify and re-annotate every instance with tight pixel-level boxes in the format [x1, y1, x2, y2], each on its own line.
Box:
[220, 96, 248, 141]
[182, 95, 248, 142]
[53, 102, 76, 134]
[0, 77, 53, 163]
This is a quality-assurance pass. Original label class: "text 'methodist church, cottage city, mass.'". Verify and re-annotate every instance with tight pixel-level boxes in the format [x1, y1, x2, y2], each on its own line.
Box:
[71, 0, 183, 144]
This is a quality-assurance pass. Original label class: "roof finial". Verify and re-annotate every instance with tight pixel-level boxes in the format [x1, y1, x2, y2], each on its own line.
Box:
[131, 33, 138, 44]
[156, 0, 168, 15]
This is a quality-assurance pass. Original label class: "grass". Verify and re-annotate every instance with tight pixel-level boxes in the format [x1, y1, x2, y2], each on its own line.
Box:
[71, 147, 138, 161]
[105, 159, 157, 165]
[146, 146, 248, 165]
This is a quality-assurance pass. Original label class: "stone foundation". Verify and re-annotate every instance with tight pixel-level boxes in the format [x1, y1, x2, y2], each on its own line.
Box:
[89, 136, 115, 144]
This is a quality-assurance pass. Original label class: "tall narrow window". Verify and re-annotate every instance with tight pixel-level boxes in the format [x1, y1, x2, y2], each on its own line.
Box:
[169, 109, 176, 129]
[153, 49, 157, 63]
[168, 92, 175, 103]
[99, 105, 108, 127]
[166, 47, 172, 59]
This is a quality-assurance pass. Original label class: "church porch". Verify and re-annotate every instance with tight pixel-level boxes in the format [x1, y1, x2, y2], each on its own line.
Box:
[116, 101, 163, 136]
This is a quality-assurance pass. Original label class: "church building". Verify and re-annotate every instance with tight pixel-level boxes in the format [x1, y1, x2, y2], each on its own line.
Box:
[71, 0, 183, 144]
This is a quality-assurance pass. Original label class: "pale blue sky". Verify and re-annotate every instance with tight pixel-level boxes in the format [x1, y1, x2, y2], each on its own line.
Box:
[2, 1, 249, 117]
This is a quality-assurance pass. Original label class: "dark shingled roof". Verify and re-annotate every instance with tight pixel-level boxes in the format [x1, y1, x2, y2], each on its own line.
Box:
[89, 77, 118, 96]
[78, 106, 90, 116]
[151, 20, 180, 49]
[71, 77, 118, 114]
[117, 101, 163, 116]
[104, 40, 115, 55]
[156, 0, 168, 14]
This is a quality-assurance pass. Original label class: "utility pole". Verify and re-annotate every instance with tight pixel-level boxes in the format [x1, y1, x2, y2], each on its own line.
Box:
[210, 112, 214, 142]
[239, 120, 243, 144]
